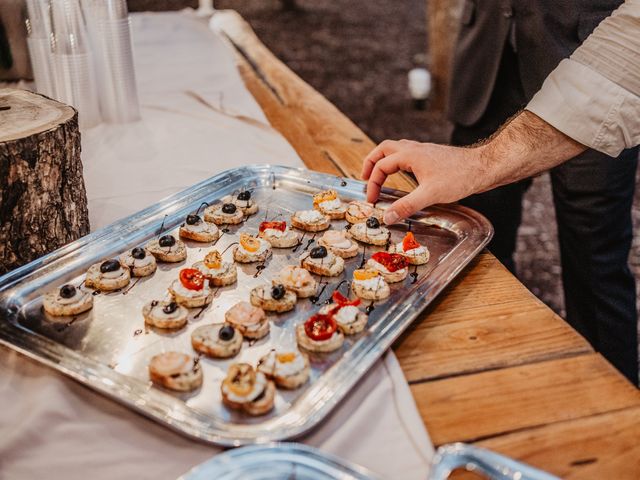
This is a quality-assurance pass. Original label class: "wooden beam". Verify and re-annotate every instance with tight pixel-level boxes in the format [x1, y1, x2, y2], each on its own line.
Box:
[211, 9, 416, 192]
[426, 0, 463, 112]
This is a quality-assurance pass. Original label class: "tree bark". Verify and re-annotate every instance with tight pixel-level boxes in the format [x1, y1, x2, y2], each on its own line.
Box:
[0, 88, 89, 274]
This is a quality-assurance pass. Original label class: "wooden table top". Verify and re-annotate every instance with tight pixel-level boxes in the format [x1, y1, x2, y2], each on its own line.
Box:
[213, 10, 640, 478]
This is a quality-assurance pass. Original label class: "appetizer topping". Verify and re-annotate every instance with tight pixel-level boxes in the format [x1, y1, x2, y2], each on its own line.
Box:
[277, 352, 297, 363]
[150, 352, 195, 377]
[332, 291, 361, 307]
[335, 305, 361, 325]
[297, 209, 325, 223]
[237, 190, 252, 201]
[159, 235, 176, 247]
[240, 233, 261, 252]
[204, 250, 222, 269]
[304, 313, 338, 341]
[349, 201, 375, 218]
[371, 252, 408, 272]
[271, 284, 286, 300]
[131, 247, 146, 260]
[227, 301, 266, 327]
[224, 363, 256, 396]
[59, 284, 77, 299]
[353, 269, 380, 281]
[322, 230, 352, 249]
[280, 265, 314, 288]
[218, 324, 235, 341]
[402, 232, 421, 252]
[100, 259, 121, 273]
[221, 203, 237, 214]
[179, 268, 205, 291]
[366, 216, 381, 229]
[162, 301, 179, 315]
[313, 190, 337, 208]
[186, 214, 201, 225]
[310, 246, 328, 259]
[259, 221, 287, 233]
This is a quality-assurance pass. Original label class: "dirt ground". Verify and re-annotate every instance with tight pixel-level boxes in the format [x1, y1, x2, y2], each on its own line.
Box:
[129, 0, 640, 319]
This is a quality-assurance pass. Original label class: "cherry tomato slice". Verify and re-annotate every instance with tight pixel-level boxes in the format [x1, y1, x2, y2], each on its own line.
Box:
[179, 268, 205, 291]
[332, 291, 361, 307]
[371, 251, 408, 272]
[402, 232, 421, 252]
[259, 221, 287, 233]
[304, 313, 337, 341]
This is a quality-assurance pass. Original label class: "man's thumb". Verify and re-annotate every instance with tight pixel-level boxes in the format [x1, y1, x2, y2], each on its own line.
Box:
[383, 188, 428, 225]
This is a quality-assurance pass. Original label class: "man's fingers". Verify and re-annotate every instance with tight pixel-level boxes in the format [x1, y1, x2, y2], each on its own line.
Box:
[383, 186, 431, 225]
[365, 155, 402, 203]
[361, 140, 399, 180]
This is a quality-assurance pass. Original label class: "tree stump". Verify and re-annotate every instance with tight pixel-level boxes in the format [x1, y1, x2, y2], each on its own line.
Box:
[0, 88, 89, 274]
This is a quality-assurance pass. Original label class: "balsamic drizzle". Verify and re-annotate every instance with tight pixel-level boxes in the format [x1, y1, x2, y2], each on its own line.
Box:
[358, 244, 368, 268]
[156, 214, 169, 235]
[195, 202, 209, 215]
[324, 279, 349, 304]
[410, 266, 419, 284]
[122, 277, 141, 295]
[220, 242, 239, 255]
[365, 303, 375, 314]
[193, 305, 208, 319]
[253, 264, 267, 278]
[55, 316, 79, 332]
[292, 232, 307, 252]
[133, 328, 143, 337]
[303, 234, 316, 252]
[309, 279, 328, 304]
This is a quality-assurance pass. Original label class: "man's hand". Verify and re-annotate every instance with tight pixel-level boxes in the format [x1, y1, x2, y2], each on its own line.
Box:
[362, 140, 481, 224]
[362, 111, 586, 225]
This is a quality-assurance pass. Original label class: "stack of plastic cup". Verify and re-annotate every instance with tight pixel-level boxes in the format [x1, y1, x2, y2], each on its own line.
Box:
[25, 0, 58, 99]
[82, 0, 140, 123]
[51, 0, 102, 129]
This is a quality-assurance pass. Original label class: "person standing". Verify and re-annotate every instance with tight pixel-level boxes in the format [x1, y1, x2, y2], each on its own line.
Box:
[390, 1, 640, 383]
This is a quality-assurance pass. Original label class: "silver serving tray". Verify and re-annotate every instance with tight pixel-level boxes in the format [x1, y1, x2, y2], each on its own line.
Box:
[0, 165, 492, 446]
[179, 442, 382, 480]
[179, 442, 559, 480]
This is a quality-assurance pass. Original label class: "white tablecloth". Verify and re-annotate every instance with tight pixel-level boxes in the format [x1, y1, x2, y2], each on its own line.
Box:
[0, 11, 433, 479]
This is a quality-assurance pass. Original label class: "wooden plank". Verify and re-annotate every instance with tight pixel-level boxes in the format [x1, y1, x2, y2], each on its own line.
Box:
[410, 354, 640, 446]
[211, 9, 416, 192]
[475, 406, 640, 479]
[396, 303, 591, 382]
[426, 0, 463, 111]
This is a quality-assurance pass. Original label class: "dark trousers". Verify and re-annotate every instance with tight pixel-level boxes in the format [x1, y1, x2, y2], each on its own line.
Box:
[451, 43, 639, 385]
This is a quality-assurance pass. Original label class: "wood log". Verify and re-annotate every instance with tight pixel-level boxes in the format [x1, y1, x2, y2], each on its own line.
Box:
[0, 88, 89, 274]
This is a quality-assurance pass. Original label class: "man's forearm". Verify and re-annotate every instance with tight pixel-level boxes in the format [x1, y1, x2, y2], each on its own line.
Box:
[472, 111, 587, 193]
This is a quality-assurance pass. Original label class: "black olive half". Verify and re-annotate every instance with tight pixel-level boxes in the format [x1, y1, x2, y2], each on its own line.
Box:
[100, 259, 121, 273]
[162, 302, 178, 314]
[159, 235, 176, 247]
[221, 203, 237, 214]
[59, 284, 77, 299]
[237, 190, 251, 201]
[131, 247, 146, 260]
[218, 324, 235, 341]
[310, 246, 328, 259]
[271, 284, 286, 300]
[186, 214, 201, 225]
[366, 216, 381, 229]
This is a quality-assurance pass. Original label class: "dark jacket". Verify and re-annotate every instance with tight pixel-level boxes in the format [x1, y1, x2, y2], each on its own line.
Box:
[447, 0, 623, 126]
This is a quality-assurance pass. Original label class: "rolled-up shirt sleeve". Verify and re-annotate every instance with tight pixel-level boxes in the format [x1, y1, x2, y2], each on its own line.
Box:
[526, 0, 640, 157]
